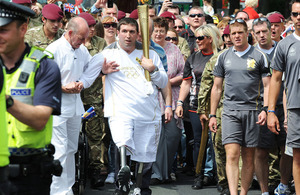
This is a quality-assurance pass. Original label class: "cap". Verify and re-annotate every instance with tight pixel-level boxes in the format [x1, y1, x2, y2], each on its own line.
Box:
[212, 16, 219, 24]
[42, 4, 64, 21]
[160, 11, 176, 20]
[118, 10, 126, 21]
[268, 13, 285, 23]
[129, 9, 138, 20]
[223, 25, 230, 35]
[79, 12, 96, 26]
[12, 0, 33, 4]
[0, 1, 35, 27]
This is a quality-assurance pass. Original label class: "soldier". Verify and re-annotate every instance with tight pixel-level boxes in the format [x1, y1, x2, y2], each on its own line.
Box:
[79, 12, 109, 189]
[25, 3, 64, 49]
[267, 12, 285, 42]
[12, 0, 43, 29]
[197, 49, 229, 195]
[0, 1, 62, 194]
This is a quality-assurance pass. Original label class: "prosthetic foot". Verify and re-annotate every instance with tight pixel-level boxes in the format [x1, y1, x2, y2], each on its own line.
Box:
[117, 146, 131, 195]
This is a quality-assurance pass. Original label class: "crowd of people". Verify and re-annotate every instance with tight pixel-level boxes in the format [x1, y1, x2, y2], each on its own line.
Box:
[1, 0, 300, 195]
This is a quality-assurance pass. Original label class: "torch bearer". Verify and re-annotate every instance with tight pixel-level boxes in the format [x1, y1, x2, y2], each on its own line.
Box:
[137, 1, 151, 81]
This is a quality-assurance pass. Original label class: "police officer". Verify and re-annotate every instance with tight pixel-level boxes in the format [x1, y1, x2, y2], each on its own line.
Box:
[25, 3, 64, 49]
[0, 1, 62, 194]
[0, 66, 10, 195]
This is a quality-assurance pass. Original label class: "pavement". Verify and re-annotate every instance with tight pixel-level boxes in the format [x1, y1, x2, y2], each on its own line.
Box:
[83, 169, 262, 195]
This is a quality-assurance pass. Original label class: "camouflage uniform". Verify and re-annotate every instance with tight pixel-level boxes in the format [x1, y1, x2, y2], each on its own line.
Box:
[178, 37, 191, 60]
[197, 50, 228, 190]
[268, 148, 281, 187]
[25, 25, 64, 49]
[28, 14, 42, 30]
[80, 36, 108, 173]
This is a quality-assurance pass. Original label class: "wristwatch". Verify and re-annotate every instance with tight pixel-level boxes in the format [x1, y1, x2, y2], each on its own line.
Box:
[6, 95, 14, 109]
[208, 114, 216, 119]
[150, 66, 159, 74]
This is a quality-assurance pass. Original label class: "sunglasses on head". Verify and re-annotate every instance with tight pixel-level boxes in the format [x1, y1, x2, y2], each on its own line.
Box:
[291, 12, 300, 17]
[253, 17, 270, 25]
[229, 18, 246, 25]
[165, 36, 178, 41]
[189, 13, 204, 18]
[174, 25, 184, 29]
[103, 23, 117, 29]
[195, 36, 206, 41]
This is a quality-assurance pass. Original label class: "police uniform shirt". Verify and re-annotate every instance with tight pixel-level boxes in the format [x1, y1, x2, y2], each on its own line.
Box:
[183, 50, 214, 111]
[271, 32, 300, 109]
[213, 45, 269, 111]
[1, 44, 62, 115]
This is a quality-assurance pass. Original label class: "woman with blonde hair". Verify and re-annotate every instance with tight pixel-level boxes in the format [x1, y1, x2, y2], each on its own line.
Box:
[243, 0, 259, 19]
[175, 24, 222, 189]
[102, 16, 118, 45]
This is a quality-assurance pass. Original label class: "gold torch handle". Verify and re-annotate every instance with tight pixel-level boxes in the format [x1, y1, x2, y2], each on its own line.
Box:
[137, 4, 151, 81]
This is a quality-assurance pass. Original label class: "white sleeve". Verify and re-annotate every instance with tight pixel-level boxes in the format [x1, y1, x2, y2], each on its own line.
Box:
[79, 52, 103, 89]
[150, 51, 168, 89]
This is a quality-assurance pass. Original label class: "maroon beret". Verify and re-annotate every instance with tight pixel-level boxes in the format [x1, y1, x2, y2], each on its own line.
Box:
[223, 25, 230, 35]
[268, 13, 285, 23]
[129, 9, 138, 20]
[12, 0, 33, 4]
[160, 11, 176, 20]
[79, 12, 96, 26]
[118, 10, 126, 21]
[42, 4, 64, 20]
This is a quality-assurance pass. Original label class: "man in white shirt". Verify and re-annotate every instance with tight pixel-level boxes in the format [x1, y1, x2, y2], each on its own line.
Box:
[46, 16, 117, 195]
[101, 18, 168, 195]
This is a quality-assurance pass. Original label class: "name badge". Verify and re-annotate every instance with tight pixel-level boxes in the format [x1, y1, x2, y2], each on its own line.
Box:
[11, 89, 31, 96]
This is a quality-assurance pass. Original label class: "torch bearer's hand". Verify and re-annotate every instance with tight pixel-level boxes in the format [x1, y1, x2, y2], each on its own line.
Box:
[140, 56, 156, 73]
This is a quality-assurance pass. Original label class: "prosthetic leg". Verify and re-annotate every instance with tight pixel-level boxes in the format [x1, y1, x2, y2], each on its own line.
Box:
[117, 146, 131, 195]
[132, 162, 143, 195]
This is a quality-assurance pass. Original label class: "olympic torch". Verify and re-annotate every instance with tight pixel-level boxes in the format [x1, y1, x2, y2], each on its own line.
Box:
[137, 1, 151, 81]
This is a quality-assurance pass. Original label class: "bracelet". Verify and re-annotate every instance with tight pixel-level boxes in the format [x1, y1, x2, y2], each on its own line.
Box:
[268, 110, 275, 113]
[165, 105, 172, 108]
[100, 70, 106, 75]
[177, 100, 184, 104]
[261, 106, 268, 114]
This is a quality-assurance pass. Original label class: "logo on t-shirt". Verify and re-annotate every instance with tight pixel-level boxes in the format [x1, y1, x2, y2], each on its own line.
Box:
[247, 59, 256, 71]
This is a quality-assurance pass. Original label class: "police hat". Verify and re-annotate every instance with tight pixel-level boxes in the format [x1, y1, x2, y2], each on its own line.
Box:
[0, 1, 35, 27]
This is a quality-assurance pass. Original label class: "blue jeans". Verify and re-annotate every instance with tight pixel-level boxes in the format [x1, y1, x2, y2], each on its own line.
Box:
[189, 111, 215, 178]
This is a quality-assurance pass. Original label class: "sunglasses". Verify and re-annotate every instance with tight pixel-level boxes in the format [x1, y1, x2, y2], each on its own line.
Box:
[229, 18, 247, 25]
[189, 13, 204, 18]
[195, 36, 206, 41]
[253, 17, 270, 25]
[174, 25, 184, 29]
[165, 36, 178, 41]
[291, 12, 300, 17]
[103, 23, 117, 29]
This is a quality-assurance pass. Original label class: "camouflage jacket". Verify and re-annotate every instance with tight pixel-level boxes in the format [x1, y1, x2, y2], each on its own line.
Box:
[197, 50, 225, 118]
[25, 25, 64, 49]
[178, 36, 191, 60]
[81, 36, 107, 105]
[28, 14, 43, 30]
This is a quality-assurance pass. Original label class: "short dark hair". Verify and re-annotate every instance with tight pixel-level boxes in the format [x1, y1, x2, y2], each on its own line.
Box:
[235, 11, 249, 20]
[117, 17, 139, 33]
[153, 17, 169, 32]
[290, 0, 300, 11]
[252, 17, 271, 31]
[168, 4, 180, 14]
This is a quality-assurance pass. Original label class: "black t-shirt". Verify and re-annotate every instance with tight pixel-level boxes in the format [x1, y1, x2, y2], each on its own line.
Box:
[183, 50, 214, 111]
[1, 44, 62, 115]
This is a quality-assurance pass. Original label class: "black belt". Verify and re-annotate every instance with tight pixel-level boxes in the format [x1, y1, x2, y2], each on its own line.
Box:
[8, 163, 40, 178]
[0, 166, 9, 182]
